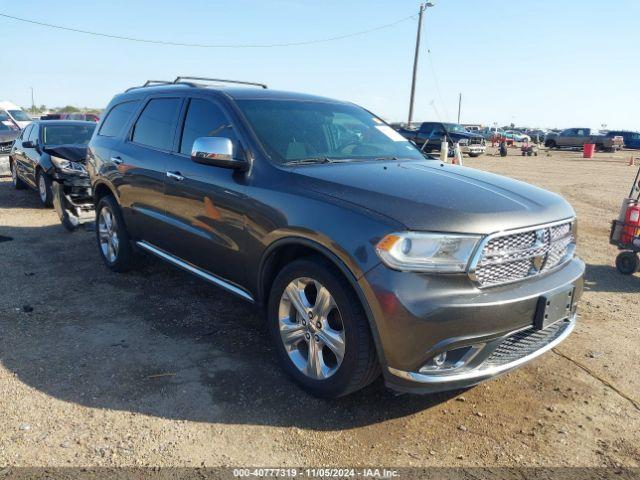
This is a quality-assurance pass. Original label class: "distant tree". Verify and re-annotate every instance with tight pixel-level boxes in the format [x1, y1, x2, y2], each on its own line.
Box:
[60, 105, 80, 113]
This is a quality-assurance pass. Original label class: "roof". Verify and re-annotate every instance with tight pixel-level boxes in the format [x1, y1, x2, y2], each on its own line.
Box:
[117, 84, 347, 105]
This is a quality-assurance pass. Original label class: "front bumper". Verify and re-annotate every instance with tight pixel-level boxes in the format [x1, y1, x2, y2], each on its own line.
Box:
[359, 257, 585, 393]
[461, 144, 486, 155]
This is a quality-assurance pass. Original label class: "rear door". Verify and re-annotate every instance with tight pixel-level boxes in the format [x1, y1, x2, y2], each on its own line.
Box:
[162, 96, 248, 286]
[112, 96, 184, 248]
[22, 124, 41, 186]
[12, 124, 32, 183]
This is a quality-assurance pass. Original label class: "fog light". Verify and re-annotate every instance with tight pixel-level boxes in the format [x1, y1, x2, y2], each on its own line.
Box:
[433, 352, 447, 367]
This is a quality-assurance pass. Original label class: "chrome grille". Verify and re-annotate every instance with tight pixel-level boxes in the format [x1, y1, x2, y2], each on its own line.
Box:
[483, 320, 570, 368]
[472, 220, 575, 287]
[0, 141, 12, 153]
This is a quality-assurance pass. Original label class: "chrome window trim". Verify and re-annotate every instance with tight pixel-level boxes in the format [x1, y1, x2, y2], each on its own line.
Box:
[466, 217, 576, 288]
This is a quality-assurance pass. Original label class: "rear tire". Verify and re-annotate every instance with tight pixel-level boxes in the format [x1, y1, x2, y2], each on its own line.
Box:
[95, 195, 137, 272]
[616, 251, 639, 275]
[10, 159, 26, 190]
[36, 170, 53, 207]
[268, 257, 380, 398]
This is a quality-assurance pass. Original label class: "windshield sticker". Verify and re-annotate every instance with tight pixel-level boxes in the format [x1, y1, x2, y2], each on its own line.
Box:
[376, 125, 406, 142]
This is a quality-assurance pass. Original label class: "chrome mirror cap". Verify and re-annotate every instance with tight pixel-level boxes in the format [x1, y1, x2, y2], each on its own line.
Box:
[191, 137, 246, 169]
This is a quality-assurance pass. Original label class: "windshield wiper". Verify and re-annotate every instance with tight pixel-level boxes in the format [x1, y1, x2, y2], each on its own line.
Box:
[283, 157, 334, 166]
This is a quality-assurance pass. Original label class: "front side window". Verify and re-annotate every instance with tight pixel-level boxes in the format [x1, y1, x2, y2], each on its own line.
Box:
[20, 124, 32, 141]
[179, 98, 239, 155]
[99, 101, 140, 137]
[28, 125, 39, 142]
[236, 99, 425, 164]
[131, 98, 182, 150]
[42, 124, 96, 145]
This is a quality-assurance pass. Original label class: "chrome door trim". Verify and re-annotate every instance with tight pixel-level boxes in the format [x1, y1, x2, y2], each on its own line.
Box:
[136, 240, 254, 302]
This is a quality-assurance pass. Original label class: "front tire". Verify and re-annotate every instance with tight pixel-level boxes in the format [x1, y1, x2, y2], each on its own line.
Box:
[36, 170, 53, 207]
[95, 195, 136, 272]
[616, 251, 639, 275]
[268, 258, 380, 398]
[545, 139, 556, 149]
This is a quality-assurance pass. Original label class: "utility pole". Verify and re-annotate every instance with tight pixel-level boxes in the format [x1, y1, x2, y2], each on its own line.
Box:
[457, 93, 462, 124]
[30, 87, 35, 112]
[407, 2, 434, 126]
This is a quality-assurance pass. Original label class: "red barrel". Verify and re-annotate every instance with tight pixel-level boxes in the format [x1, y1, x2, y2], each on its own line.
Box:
[583, 143, 596, 158]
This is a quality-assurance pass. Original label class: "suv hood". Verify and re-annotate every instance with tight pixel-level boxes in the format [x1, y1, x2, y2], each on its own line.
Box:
[292, 160, 574, 234]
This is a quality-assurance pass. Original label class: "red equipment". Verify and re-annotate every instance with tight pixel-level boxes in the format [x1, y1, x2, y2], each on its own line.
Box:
[621, 204, 640, 244]
[610, 165, 640, 274]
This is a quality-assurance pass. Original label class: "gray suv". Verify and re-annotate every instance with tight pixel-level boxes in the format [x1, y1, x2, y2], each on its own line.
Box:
[88, 77, 584, 398]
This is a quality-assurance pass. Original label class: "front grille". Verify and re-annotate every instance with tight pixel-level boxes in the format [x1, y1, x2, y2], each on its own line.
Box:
[483, 320, 570, 368]
[0, 141, 12, 153]
[472, 220, 575, 287]
[469, 138, 485, 145]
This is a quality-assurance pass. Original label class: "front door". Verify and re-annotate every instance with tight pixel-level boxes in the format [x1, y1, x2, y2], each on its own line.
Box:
[162, 96, 248, 287]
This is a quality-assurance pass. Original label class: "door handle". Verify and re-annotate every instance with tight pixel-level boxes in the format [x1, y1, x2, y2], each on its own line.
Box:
[166, 171, 184, 181]
[110, 155, 123, 165]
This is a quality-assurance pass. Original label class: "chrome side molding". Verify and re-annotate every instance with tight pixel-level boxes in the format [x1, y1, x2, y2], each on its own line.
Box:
[136, 240, 254, 303]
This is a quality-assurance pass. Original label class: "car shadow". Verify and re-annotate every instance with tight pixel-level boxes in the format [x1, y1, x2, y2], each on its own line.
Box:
[0, 221, 458, 431]
[583, 263, 640, 293]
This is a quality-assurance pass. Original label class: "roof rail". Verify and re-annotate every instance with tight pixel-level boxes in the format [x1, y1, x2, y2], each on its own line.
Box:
[173, 76, 268, 89]
[125, 76, 268, 93]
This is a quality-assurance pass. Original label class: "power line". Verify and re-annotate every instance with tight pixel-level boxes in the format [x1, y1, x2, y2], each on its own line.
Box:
[0, 12, 417, 48]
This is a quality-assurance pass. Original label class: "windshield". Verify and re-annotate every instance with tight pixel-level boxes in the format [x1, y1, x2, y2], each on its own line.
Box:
[442, 123, 468, 134]
[236, 99, 425, 164]
[42, 124, 96, 145]
[8, 110, 32, 122]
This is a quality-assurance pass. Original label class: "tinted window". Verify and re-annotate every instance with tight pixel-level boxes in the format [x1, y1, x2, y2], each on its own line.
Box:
[132, 98, 182, 150]
[20, 124, 32, 140]
[236, 99, 424, 164]
[179, 98, 239, 155]
[28, 125, 39, 142]
[98, 101, 140, 137]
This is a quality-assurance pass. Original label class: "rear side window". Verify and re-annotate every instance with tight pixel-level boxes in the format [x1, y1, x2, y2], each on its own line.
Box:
[131, 98, 182, 151]
[179, 98, 239, 155]
[98, 101, 140, 137]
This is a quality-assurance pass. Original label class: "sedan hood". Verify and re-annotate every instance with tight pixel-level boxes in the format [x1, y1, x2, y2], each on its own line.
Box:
[291, 160, 575, 234]
[0, 131, 19, 143]
[43, 144, 88, 163]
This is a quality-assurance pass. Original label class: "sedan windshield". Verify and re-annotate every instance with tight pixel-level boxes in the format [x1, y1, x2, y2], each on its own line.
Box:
[42, 124, 96, 145]
[236, 99, 425, 164]
[8, 110, 32, 122]
[442, 123, 468, 134]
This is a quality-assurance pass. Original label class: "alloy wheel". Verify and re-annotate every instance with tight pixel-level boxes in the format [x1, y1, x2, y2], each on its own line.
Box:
[98, 206, 119, 263]
[278, 277, 345, 380]
[38, 174, 47, 202]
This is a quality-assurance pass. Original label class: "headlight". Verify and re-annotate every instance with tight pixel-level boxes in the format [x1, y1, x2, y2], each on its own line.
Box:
[51, 156, 87, 175]
[376, 232, 481, 273]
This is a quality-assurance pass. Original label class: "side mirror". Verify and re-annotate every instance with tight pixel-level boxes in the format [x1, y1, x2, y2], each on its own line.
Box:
[22, 140, 36, 149]
[191, 137, 247, 170]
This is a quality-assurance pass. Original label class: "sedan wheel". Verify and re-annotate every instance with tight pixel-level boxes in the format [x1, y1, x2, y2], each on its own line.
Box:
[38, 174, 48, 202]
[98, 206, 120, 263]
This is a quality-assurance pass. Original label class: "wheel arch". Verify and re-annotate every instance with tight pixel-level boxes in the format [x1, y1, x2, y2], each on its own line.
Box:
[257, 236, 388, 368]
[92, 180, 118, 206]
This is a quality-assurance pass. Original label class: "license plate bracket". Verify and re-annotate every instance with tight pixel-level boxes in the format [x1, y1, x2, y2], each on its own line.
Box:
[534, 286, 575, 330]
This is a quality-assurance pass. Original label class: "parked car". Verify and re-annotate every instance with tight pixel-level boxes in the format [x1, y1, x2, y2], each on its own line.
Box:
[504, 130, 531, 142]
[606, 130, 640, 150]
[0, 101, 33, 129]
[9, 121, 96, 227]
[545, 128, 624, 151]
[397, 121, 486, 157]
[524, 129, 547, 144]
[0, 121, 20, 175]
[41, 112, 100, 122]
[88, 77, 584, 398]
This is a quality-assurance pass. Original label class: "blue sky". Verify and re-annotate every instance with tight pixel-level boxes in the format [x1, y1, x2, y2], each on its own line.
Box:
[3, 0, 639, 129]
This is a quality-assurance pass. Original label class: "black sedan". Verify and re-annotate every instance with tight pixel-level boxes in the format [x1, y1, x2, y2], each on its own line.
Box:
[10, 120, 96, 227]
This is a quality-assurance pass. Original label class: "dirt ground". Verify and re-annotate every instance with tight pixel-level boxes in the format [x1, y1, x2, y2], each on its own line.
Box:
[0, 147, 638, 469]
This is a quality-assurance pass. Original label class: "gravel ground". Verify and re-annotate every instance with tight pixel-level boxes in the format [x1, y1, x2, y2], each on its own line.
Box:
[0, 147, 638, 468]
